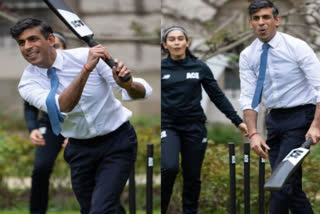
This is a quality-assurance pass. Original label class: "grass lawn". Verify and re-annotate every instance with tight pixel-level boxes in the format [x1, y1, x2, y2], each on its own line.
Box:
[0, 211, 160, 214]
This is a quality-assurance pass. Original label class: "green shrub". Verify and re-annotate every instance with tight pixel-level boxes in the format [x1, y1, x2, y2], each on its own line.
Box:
[206, 123, 244, 145]
[0, 111, 26, 131]
[0, 132, 34, 178]
[0, 116, 161, 210]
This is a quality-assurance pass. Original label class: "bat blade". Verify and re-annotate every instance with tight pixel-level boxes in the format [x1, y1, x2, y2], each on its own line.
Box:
[264, 138, 312, 191]
[43, 0, 93, 39]
[43, 0, 131, 81]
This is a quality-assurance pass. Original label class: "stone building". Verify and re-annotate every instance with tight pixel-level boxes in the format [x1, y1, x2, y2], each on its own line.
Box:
[0, 0, 160, 118]
[2, 0, 320, 124]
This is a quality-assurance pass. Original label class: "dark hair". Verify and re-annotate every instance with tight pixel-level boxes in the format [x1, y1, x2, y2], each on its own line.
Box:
[248, 0, 279, 18]
[161, 26, 197, 59]
[10, 18, 53, 40]
[53, 32, 67, 49]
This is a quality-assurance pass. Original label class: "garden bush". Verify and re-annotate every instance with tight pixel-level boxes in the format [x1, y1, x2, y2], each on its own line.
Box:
[2, 116, 320, 213]
[0, 115, 161, 210]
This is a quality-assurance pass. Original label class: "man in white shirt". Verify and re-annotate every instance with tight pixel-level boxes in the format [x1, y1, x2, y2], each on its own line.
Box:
[239, 0, 320, 213]
[10, 18, 152, 214]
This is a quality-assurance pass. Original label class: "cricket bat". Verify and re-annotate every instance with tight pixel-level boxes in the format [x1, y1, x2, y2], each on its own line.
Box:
[43, 0, 131, 82]
[264, 137, 313, 191]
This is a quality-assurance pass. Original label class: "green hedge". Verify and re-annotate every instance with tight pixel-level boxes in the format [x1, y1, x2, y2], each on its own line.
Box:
[2, 117, 320, 213]
[206, 123, 245, 145]
[0, 116, 160, 210]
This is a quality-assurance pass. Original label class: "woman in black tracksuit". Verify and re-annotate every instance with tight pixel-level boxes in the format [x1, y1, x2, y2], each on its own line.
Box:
[161, 26, 248, 214]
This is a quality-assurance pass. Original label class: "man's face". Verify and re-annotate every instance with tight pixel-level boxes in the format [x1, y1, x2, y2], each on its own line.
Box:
[16, 27, 55, 68]
[249, 8, 280, 43]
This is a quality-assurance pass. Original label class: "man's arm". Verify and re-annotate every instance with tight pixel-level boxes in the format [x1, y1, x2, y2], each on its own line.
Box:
[123, 81, 146, 99]
[58, 68, 90, 112]
[111, 60, 146, 99]
[244, 109, 270, 158]
[58, 45, 110, 112]
[239, 50, 269, 158]
[297, 42, 320, 144]
[306, 103, 320, 143]
[23, 101, 45, 146]
[23, 101, 39, 132]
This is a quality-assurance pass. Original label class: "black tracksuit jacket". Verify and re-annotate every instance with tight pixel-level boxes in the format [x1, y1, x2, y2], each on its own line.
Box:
[161, 54, 243, 126]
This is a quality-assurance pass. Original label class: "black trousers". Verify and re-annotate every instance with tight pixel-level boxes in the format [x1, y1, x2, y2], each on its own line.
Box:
[161, 122, 207, 214]
[64, 121, 137, 214]
[266, 104, 315, 214]
[30, 125, 64, 214]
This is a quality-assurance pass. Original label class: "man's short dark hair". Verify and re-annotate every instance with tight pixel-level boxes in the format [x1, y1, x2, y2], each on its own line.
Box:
[10, 18, 53, 40]
[248, 0, 279, 18]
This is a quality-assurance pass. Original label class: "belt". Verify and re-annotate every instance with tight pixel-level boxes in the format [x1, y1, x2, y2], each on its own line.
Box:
[270, 104, 315, 114]
[69, 121, 130, 145]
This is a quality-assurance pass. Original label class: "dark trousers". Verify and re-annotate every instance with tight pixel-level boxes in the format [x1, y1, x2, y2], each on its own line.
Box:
[161, 122, 207, 214]
[266, 104, 315, 214]
[64, 122, 137, 214]
[30, 126, 64, 214]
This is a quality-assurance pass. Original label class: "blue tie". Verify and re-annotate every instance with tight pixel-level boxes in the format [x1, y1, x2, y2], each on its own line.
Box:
[251, 43, 270, 109]
[46, 67, 64, 135]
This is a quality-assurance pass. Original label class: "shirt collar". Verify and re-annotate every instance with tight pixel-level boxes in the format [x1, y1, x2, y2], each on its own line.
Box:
[35, 50, 64, 79]
[44, 50, 63, 78]
[51, 50, 64, 72]
[257, 31, 280, 50]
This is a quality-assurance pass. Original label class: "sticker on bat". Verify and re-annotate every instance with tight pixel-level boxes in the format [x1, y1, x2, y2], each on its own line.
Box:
[282, 148, 309, 165]
[57, 9, 93, 37]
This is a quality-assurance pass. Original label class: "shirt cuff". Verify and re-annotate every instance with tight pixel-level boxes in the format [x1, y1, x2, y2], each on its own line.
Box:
[54, 95, 60, 111]
[54, 94, 68, 119]
[240, 103, 260, 113]
[316, 93, 320, 103]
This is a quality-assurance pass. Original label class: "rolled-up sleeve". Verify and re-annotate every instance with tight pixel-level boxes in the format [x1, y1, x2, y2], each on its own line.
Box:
[121, 77, 152, 101]
[239, 52, 259, 112]
[97, 60, 152, 101]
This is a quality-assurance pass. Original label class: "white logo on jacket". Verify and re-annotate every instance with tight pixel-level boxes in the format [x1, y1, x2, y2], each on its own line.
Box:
[162, 74, 171, 80]
[186, 72, 199, 79]
[161, 131, 167, 138]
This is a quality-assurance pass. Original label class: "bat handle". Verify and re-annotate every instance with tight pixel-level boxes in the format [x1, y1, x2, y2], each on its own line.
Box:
[86, 37, 131, 82]
[301, 137, 313, 149]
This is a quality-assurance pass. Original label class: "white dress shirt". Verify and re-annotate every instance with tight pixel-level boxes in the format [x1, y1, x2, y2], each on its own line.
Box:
[18, 48, 152, 139]
[239, 32, 320, 112]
